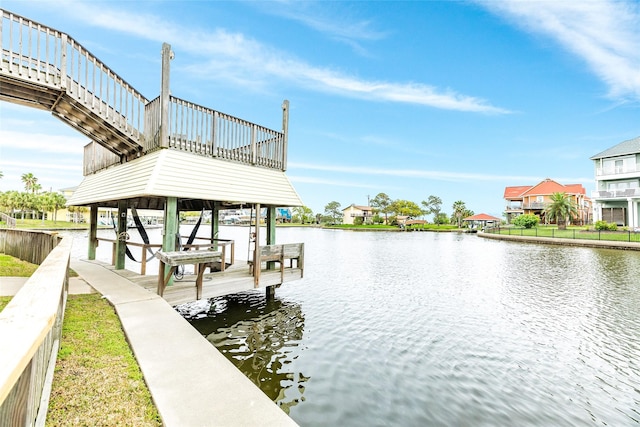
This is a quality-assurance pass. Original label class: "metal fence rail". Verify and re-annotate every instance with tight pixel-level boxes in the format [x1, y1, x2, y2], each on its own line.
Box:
[485, 226, 640, 243]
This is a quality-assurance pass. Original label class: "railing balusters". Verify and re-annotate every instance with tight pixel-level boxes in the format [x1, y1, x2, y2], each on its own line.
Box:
[18, 16, 24, 77]
[2, 10, 286, 171]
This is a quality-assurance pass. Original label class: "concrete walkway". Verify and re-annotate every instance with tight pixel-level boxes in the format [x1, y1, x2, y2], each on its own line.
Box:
[65, 259, 297, 427]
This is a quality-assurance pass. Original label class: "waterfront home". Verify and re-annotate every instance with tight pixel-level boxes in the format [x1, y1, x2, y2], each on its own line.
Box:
[504, 179, 591, 225]
[342, 204, 374, 225]
[590, 136, 640, 228]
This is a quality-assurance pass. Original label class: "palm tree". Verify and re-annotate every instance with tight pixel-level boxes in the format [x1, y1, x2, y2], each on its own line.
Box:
[21, 173, 38, 194]
[545, 192, 578, 230]
[451, 200, 467, 228]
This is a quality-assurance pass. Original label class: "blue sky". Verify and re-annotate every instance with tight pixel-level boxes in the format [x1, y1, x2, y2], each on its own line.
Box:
[1, 0, 639, 218]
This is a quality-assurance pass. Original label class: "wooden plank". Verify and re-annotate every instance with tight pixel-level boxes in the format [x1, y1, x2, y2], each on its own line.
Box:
[0, 238, 70, 404]
[155, 250, 222, 266]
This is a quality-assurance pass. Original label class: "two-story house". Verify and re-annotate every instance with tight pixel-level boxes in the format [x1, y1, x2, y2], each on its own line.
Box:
[504, 178, 591, 225]
[342, 204, 374, 225]
[590, 136, 640, 229]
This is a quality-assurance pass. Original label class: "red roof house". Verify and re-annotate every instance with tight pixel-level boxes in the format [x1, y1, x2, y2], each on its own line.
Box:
[504, 178, 591, 225]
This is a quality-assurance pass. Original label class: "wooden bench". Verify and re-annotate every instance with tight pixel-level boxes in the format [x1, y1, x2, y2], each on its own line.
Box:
[250, 243, 304, 285]
[155, 250, 222, 299]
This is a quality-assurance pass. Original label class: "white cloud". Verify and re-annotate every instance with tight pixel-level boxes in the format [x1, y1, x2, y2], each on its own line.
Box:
[0, 130, 87, 155]
[60, 1, 509, 114]
[479, 0, 640, 101]
[252, 1, 388, 54]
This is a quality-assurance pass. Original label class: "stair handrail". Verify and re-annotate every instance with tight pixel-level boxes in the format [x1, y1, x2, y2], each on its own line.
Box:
[1, 9, 149, 140]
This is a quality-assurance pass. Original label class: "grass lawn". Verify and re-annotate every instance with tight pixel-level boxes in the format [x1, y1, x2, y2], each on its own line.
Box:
[323, 223, 461, 231]
[0, 254, 39, 276]
[4, 219, 91, 229]
[490, 226, 640, 243]
[47, 294, 161, 426]
[1, 254, 160, 425]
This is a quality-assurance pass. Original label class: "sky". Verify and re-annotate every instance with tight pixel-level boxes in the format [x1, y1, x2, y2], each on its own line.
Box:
[1, 0, 639, 219]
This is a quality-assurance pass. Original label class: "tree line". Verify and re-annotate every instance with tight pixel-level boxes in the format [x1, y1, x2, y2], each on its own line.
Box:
[0, 172, 69, 222]
[291, 193, 474, 227]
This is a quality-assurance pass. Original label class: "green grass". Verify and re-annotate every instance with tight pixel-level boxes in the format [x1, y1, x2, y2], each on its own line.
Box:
[0, 253, 78, 277]
[1, 253, 159, 424]
[10, 218, 91, 229]
[323, 223, 462, 231]
[0, 254, 39, 276]
[47, 294, 161, 426]
[489, 226, 640, 243]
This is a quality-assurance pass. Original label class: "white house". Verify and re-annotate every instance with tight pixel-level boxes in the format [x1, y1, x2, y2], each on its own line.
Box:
[590, 136, 640, 229]
[342, 204, 374, 225]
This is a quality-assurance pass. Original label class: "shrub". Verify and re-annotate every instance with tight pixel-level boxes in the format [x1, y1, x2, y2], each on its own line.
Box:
[512, 214, 540, 229]
[353, 217, 364, 226]
[595, 220, 617, 231]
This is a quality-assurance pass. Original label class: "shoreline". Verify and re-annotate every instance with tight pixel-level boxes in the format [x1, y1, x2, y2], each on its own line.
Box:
[478, 231, 640, 251]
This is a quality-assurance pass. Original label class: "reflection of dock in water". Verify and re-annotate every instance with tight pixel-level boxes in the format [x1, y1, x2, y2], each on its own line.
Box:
[182, 294, 308, 413]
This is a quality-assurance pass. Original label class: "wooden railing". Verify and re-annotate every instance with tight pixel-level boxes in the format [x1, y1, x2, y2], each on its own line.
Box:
[2, 9, 290, 175]
[144, 96, 287, 170]
[252, 243, 304, 285]
[0, 213, 16, 229]
[1, 9, 148, 143]
[0, 235, 69, 426]
[96, 236, 235, 275]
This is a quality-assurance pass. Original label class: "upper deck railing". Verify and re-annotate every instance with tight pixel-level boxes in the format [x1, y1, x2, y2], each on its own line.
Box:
[145, 96, 287, 170]
[595, 165, 640, 176]
[592, 188, 640, 199]
[1, 9, 288, 173]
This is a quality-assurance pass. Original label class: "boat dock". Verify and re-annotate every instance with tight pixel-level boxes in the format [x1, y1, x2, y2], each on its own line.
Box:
[105, 256, 303, 306]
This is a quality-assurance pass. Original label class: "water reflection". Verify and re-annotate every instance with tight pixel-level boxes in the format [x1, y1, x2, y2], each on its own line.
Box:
[181, 293, 308, 414]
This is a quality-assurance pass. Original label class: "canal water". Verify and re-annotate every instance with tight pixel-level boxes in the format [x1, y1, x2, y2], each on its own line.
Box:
[65, 226, 640, 426]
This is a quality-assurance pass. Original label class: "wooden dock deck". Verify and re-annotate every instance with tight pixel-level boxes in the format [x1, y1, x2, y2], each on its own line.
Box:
[104, 260, 303, 306]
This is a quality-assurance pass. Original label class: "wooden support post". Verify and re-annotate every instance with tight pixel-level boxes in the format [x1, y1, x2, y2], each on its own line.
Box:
[160, 43, 173, 149]
[212, 203, 219, 251]
[267, 206, 276, 245]
[163, 197, 178, 283]
[115, 200, 127, 270]
[88, 205, 98, 260]
[253, 203, 261, 287]
[163, 197, 178, 251]
[266, 206, 276, 271]
[266, 285, 276, 300]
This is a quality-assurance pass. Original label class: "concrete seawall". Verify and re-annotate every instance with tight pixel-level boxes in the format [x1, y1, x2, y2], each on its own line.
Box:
[479, 232, 640, 251]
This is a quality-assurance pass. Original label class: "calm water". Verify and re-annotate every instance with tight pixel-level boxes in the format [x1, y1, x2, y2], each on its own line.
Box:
[66, 227, 640, 426]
